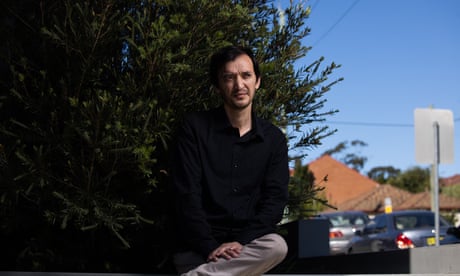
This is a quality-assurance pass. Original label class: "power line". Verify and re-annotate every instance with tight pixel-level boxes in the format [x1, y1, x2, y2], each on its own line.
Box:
[312, 0, 360, 47]
[310, 0, 321, 12]
[326, 117, 460, 127]
[327, 120, 413, 127]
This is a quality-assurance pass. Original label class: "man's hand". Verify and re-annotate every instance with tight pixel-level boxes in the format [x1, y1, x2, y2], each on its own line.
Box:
[207, 241, 243, 262]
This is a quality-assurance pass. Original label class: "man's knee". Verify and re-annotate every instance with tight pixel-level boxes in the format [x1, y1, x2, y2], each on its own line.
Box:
[265, 233, 288, 262]
[247, 233, 288, 263]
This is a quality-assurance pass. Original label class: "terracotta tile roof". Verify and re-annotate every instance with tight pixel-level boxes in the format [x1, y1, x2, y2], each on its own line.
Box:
[307, 154, 379, 207]
[398, 191, 460, 210]
[336, 184, 413, 212]
[307, 155, 460, 213]
[440, 174, 460, 187]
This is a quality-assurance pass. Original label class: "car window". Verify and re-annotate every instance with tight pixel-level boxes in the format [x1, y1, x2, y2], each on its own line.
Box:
[327, 213, 369, 227]
[329, 216, 351, 227]
[394, 212, 450, 230]
[439, 216, 451, 226]
[361, 216, 386, 234]
[395, 215, 417, 229]
[352, 215, 368, 225]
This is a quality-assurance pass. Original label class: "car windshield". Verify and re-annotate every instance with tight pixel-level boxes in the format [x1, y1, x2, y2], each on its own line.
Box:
[394, 213, 449, 230]
[328, 214, 368, 227]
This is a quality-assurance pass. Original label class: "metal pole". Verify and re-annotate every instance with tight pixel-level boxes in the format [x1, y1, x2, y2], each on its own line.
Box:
[433, 122, 440, 246]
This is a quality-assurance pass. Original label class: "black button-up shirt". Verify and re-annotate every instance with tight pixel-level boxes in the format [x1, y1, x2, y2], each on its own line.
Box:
[173, 106, 289, 258]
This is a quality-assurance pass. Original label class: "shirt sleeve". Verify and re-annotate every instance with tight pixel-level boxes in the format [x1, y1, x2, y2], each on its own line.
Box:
[235, 131, 290, 245]
[172, 116, 219, 258]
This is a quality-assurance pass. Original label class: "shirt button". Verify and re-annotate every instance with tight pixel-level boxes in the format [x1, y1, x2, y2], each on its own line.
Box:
[233, 187, 239, 192]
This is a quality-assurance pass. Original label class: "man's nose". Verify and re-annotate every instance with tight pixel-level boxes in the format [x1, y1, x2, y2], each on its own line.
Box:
[235, 75, 244, 89]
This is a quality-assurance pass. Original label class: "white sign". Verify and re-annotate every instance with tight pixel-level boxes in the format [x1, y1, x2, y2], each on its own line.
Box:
[414, 108, 454, 164]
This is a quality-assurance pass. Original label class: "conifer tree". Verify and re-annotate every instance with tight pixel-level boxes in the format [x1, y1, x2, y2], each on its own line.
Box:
[0, 0, 341, 272]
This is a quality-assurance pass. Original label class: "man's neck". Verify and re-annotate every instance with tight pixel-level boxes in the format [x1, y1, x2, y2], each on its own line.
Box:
[224, 106, 252, 137]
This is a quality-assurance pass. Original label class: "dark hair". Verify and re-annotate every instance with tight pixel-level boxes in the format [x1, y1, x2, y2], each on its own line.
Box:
[209, 45, 260, 88]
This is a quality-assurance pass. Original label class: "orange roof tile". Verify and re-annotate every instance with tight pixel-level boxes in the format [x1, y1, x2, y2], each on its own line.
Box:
[307, 155, 460, 213]
[440, 174, 460, 187]
[398, 191, 460, 210]
[307, 155, 379, 207]
[337, 184, 413, 212]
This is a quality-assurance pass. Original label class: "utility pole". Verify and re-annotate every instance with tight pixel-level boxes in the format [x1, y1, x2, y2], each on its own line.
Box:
[414, 108, 454, 246]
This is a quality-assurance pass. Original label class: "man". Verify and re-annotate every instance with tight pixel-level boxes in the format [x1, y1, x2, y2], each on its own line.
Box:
[172, 45, 289, 275]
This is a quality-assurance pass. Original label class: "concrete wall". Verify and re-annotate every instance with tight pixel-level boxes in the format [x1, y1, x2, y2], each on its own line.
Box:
[1, 244, 459, 275]
[410, 243, 460, 274]
[273, 243, 460, 274]
[278, 219, 460, 274]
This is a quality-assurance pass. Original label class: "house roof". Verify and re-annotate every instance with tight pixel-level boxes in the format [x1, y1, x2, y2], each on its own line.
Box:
[336, 184, 460, 213]
[398, 191, 460, 210]
[337, 184, 413, 212]
[307, 154, 379, 207]
[306, 155, 460, 213]
[440, 174, 460, 187]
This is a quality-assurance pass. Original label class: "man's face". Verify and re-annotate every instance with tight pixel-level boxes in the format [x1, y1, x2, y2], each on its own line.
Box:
[217, 54, 260, 111]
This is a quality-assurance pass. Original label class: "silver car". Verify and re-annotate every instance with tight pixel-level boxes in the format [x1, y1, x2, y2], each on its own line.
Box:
[317, 211, 370, 255]
[349, 209, 460, 254]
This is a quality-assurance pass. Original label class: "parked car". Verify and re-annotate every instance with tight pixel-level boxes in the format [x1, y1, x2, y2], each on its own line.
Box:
[349, 209, 460, 254]
[317, 210, 370, 255]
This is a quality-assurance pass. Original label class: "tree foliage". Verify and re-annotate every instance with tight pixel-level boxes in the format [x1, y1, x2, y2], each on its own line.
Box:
[322, 139, 368, 172]
[388, 166, 431, 193]
[0, 0, 341, 272]
[443, 184, 460, 199]
[324, 140, 432, 193]
[367, 166, 401, 184]
[286, 159, 332, 221]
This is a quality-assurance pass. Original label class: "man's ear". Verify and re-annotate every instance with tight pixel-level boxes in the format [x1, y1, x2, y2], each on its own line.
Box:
[255, 77, 261, 89]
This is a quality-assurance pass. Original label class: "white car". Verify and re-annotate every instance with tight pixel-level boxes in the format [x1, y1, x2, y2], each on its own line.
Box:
[317, 211, 370, 255]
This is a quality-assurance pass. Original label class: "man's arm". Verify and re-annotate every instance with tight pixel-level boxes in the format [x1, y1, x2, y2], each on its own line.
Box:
[236, 132, 289, 244]
[173, 117, 219, 258]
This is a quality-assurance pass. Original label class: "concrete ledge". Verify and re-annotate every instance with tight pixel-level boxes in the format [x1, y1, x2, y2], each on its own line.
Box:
[273, 243, 460, 274]
[2, 244, 460, 275]
[410, 243, 460, 274]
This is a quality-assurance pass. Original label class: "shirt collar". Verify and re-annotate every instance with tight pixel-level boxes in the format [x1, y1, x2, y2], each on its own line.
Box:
[213, 106, 264, 141]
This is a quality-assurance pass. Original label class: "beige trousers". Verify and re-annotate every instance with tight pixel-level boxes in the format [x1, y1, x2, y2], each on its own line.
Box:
[173, 233, 288, 276]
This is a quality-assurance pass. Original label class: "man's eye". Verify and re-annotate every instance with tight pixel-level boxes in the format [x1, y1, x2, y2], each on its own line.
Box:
[243, 72, 252, 79]
[223, 74, 234, 81]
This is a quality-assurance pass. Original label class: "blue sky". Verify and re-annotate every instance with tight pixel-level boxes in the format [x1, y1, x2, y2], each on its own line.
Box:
[289, 0, 460, 177]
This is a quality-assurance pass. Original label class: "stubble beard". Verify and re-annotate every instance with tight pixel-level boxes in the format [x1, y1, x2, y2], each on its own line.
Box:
[227, 93, 252, 111]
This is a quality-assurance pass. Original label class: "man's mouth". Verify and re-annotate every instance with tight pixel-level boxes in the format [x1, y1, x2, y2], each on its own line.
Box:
[233, 91, 248, 97]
